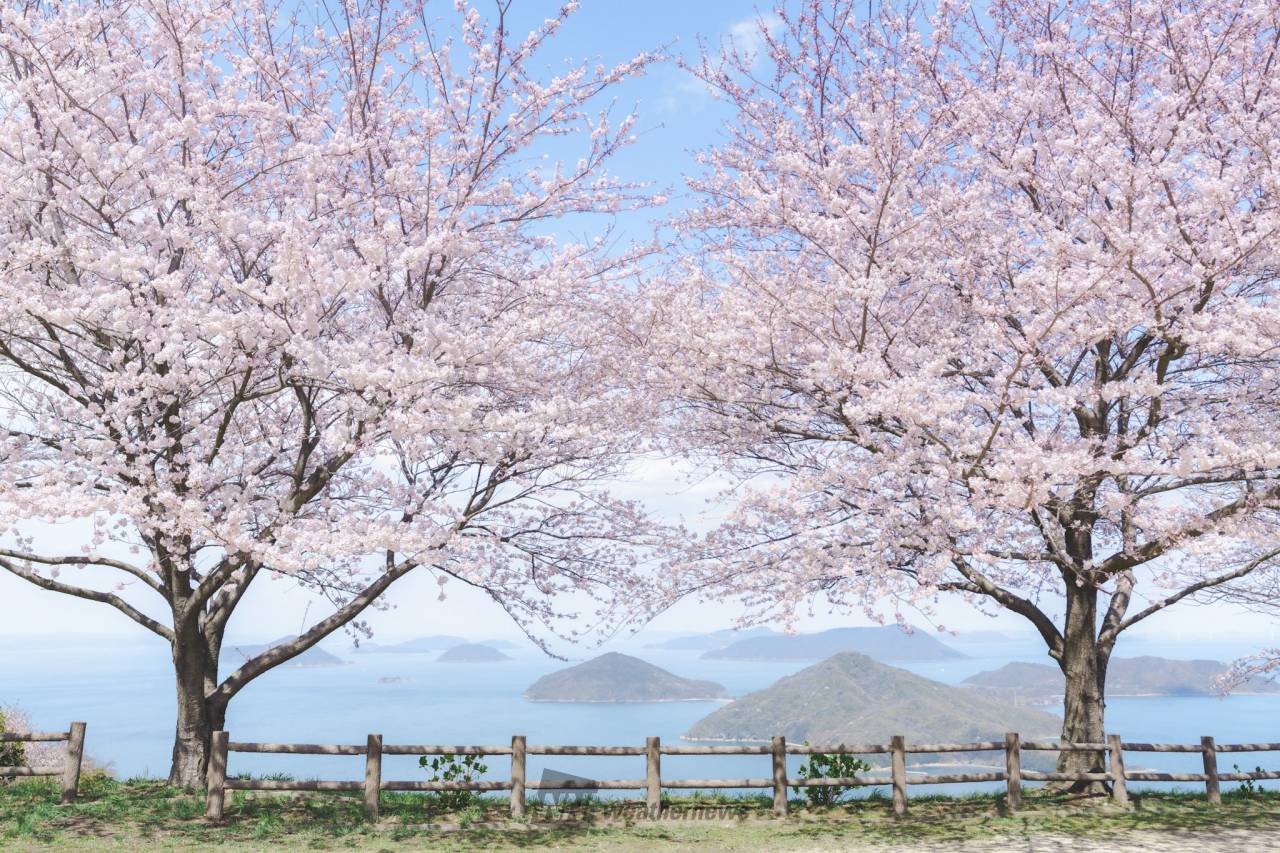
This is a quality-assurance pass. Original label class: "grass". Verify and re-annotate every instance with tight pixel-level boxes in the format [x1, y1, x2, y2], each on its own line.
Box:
[2, 774, 1279, 851]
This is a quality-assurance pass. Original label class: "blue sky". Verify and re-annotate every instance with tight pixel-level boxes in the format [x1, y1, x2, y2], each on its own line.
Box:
[490, 0, 776, 242]
[2, 2, 1277, 656]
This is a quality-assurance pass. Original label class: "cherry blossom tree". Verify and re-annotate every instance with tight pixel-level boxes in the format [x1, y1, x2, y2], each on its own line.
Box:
[644, 0, 1280, 783]
[0, 0, 661, 788]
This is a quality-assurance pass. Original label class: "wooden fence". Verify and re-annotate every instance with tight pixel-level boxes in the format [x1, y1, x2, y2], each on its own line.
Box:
[204, 730, 1280, 821]
[0, 722, 87, 804]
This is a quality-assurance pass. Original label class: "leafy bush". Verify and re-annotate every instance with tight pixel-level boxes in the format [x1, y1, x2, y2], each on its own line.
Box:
[793, 744, 872, 806]
[1233, 764, 1265, 798]
[0, 709, 25, 772]
[419, 753, 488, 810]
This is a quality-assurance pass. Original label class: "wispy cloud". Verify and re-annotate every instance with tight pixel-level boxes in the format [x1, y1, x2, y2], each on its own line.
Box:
[726, 11, 783, 65]
[658, 11, 785, 115]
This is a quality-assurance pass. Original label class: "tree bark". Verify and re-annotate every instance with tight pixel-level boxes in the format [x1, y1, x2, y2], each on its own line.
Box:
[1055, 579, 1109, 792]
[168, 623, 224, 789]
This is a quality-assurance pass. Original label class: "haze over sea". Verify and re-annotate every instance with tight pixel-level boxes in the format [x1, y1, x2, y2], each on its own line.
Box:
[4, 630, 1278, 797]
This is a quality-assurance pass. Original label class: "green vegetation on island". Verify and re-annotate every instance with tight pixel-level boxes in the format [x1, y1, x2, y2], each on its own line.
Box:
[962, 657, 1280, 704]
[684, 652, 1059, 761]
[523, 653, 727, 703]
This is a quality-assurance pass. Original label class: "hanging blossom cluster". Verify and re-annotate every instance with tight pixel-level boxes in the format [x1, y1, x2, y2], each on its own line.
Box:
[0, 0, 666, 660]
[644, 0, 1280, 637]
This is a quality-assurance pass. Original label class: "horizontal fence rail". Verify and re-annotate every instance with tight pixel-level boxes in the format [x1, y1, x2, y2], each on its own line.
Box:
[204, 729, 1280, 820]
[0, 722, 87, 804]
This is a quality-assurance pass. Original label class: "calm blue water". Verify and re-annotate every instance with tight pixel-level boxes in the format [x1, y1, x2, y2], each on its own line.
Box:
[2, 633, 1277, 797]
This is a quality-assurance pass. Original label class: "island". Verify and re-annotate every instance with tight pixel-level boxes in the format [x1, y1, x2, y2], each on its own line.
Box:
[701, 626, 963, 662]
[685, 652, 1059, 767]
[437, 643, 512, 663]
[224, 636, 346, 668]
[948, 630, 1020, 643]
[354, 635, 467, 654]
[647, 627, 780, 651]
[963, 657, 1280, 703]
[524, 652, 728, 703]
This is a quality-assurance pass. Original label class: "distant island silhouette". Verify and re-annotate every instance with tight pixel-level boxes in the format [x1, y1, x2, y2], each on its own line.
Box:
[524, 653, 728, 703]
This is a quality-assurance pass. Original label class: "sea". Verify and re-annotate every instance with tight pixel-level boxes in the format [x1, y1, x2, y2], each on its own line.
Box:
[3, 631, 1278, 798]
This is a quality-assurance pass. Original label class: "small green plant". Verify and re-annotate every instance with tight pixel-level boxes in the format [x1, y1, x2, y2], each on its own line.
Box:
[419, 753, 488, 811]
[231, 771, 296, 782]
[0, 710, 25, 773]
[1232, 764, 1265, 798]
[251, 811, 282, 839]
[793, 743, 872, 806]
[456, 802, 486, 826]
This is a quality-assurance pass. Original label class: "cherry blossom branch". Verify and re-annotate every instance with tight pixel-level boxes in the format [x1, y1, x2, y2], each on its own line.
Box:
[209, 556, 419, 706]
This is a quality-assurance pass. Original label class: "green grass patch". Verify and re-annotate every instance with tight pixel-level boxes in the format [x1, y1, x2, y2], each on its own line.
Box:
[1, 775, 1278, 851]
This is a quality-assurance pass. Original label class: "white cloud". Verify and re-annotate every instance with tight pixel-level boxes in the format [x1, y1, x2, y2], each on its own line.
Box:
[726, 11, 783, 65]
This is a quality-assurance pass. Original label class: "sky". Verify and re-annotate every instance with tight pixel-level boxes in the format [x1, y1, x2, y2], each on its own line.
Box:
[1, 1, 1278, 657]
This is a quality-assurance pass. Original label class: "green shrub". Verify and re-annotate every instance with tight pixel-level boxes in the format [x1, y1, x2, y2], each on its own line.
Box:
[1233, 764, 1265, 799]
[793, 744, 872, 806]
[419, 753, 488, 811]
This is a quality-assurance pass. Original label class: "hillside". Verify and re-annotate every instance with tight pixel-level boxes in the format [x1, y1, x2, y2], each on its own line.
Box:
[438, 643, 512, 663]
[648, 627, 780, 651]
[224, 636, 345, 668]
[356, 635, 467, 654]
[524, 653, 728, 703]
[685, 653, 1059, 761]
[702, 626, 963, 662]
[963, 657, 1280, 702]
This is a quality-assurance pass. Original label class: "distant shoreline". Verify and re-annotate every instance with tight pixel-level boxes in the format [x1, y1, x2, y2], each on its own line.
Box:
[996, 689, 1277, 706]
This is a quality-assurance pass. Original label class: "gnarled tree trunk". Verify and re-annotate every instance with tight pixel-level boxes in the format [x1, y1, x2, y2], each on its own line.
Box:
[1054, 580, 1109, 792]
[168, 622, 225, 789]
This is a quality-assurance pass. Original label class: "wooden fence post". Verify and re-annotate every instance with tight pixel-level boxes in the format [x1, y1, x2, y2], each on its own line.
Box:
[1107, 734, 1128, 806]
[59, 722, 86, 805]
[771, 736, 787, 817]
[646, 736, 661, 819]
[510, 735, 526, 819]
[205, 731, 229, 821]
[891, 735, 907, 817]
[1201, 736, 1220, 806]
[363, 734, 382, 819]
[1004, 732, 1021, 812]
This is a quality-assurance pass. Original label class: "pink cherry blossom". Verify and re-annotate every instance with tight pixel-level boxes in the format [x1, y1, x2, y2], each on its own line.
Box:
[643, 0, 1280, 782]
[0, 0, 662, 787]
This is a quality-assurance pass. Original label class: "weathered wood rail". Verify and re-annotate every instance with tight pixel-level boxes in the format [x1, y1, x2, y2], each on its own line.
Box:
[204, 730, 1280, 820]
[0, 722, 87, 804]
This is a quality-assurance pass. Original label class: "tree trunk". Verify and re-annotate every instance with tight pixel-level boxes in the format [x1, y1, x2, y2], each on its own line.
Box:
[1055, 580, 1109, 793]
[168, 625, 224, 789]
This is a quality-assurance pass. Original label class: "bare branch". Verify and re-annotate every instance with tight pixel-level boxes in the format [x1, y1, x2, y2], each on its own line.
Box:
[0, 556, 173, 640]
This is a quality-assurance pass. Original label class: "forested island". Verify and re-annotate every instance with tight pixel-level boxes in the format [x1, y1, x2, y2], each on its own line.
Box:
[437, 643, 512, 663]
[524, 653, 728, 703]
[963, 657, 1280, 703]
[685, 652, 1058, 766]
